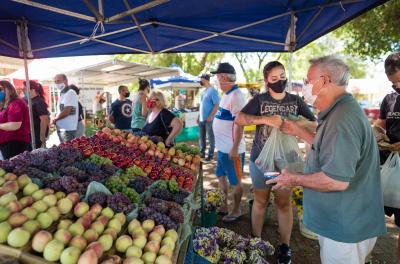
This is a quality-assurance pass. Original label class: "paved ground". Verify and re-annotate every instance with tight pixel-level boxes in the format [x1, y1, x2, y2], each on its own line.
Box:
[198, 133, 397, 264]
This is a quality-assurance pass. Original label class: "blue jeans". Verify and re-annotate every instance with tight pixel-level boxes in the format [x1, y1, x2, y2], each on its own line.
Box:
[199, 121, 215, 158]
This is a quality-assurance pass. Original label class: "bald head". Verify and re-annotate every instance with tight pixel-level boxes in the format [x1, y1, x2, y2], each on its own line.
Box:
[54, 74, 68, 87]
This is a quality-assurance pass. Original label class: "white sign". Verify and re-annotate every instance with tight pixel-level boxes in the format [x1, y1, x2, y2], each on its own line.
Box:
[184, 111, 199, 128]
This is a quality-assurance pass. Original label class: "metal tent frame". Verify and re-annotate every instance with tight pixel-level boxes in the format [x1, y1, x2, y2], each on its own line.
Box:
[1, 0, 387, 149]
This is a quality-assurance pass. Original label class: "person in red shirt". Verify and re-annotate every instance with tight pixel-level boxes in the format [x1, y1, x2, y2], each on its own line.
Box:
[0, 80, 30, 159]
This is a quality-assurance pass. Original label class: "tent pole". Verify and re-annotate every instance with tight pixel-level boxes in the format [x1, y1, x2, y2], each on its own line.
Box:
[19, 21, 36, 149]
[288, 12, 296, 92]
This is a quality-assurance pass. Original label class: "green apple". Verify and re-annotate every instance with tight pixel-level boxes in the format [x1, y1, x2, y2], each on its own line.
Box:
[60, 246, 81, 264]
[7, 228, 30, 248]
[43, 239, 65, 261]
[0, 222, 11, 243]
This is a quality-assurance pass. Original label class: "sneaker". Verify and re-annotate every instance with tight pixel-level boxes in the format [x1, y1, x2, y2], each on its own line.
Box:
[277, 243, 292, 264]
[205, 156, 213, 162]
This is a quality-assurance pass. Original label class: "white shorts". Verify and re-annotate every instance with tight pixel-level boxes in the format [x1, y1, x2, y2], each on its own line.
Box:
[318, 235, 377, 264]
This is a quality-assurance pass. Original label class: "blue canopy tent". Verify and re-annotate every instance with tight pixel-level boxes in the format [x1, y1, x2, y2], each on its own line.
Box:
[0, 0, 388, 148]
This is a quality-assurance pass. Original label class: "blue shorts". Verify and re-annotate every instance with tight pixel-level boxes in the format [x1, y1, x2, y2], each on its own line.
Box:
[216, 151, 245, 186]
[250, 161, 272, 190]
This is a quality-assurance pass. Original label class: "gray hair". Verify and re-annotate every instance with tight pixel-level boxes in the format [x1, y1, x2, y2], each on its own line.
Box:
[225, 73, 236, 82]
[309, 55, 350, 87]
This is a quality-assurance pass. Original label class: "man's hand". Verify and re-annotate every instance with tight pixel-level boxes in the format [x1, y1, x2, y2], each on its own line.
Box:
[266, 168, 298, 191]
[228, 146, 239, 160]
[206, 116, 213, 122]
[264, 115, 283, 128]
[281, 119, 299, 136]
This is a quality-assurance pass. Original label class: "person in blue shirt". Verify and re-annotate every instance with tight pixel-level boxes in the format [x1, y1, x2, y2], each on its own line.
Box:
[198, 74, 219, 161]
[109, 85, 133, 131]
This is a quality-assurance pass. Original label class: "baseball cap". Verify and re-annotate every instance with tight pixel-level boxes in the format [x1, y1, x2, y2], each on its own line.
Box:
[210, 62, 236, 75]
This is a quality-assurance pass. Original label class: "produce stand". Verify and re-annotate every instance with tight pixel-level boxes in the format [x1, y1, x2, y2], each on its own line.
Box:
[0, 128, 201, 264]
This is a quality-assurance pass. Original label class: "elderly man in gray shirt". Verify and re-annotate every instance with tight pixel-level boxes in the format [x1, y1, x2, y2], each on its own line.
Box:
[267, 55, 386, 264]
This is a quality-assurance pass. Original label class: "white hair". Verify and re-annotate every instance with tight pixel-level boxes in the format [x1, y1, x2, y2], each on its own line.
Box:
[225, 73, 236, 82]
[309, 55, 350, 87]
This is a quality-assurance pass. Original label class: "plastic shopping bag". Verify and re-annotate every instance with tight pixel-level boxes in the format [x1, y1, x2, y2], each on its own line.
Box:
[255, 127, 303, 173]
[381, 152, 400, 209]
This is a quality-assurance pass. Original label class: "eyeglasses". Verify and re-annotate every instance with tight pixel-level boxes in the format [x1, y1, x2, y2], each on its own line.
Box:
[303, 75, 325, 85]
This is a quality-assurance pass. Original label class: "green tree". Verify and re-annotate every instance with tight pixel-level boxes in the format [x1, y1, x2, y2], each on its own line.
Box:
[233, 52, 269, 83]
[116, 53, 224, 76]
[334, 0, 400, 60]
[279, 35, 367, 80]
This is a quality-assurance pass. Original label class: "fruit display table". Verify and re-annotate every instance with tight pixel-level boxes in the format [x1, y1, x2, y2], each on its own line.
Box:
[0, 128, 201, 264]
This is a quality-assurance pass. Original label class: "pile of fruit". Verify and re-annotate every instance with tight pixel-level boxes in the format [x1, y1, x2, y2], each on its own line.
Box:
[0, 166, 179, 264]
[101, 218, 178, 264]
[0, 127, 200, 263]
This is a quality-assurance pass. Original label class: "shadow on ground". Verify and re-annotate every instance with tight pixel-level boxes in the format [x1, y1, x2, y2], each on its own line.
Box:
[191, 133, 397, 264]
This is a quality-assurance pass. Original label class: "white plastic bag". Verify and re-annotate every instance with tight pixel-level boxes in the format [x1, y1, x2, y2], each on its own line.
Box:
[255, 127, 303, 173]
[381, 152, 400, 208]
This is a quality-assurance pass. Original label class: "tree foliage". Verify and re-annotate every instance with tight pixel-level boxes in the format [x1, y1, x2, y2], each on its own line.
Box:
[334, 0, 400, 60]
[116, 53, 224, 76]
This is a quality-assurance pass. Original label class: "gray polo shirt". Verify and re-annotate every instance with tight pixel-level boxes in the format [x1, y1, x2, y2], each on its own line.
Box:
[303, 93, 386, 243]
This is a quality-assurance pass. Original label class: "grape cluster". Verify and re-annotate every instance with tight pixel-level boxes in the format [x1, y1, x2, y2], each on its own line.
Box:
[102, 164, 119, 176]
[128, 176, 153, 194]
[40, 159, 59, 173]
[0, 160, 16, 172]
[43, 177, 64, 192]
[152, 188, 173, 201]
[144, 197, 184, 224]
[60, 166, 88, 182]
[20, 167, 49, 179]
[169, 207, 184, 223]
[173, 190, 190, 205]
[88, 192, 108, 207]
[105, 176, 125, 193]
[89, 154, 112, 166]
[121, 188, 140, 204]
[107, 192, 134, 213]
[138, 207, 178, 230]
[77, 182, 89, 196]
[60, 176, 79, 193]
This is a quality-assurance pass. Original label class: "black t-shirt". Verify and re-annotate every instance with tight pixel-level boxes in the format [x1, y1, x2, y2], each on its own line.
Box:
[110, 99, 133, 129]
[142, 109, 176, 141]
[241, 92, 316, 162]
[78, 102, 84, 122]
[32, 96, 50, 141]
[379, 92, 400, 143]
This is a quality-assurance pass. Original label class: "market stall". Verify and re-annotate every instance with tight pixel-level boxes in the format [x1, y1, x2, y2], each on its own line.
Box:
[151, 75, 202, 142]
[0, 129, 201, 264]
[0, 1, 389, 262]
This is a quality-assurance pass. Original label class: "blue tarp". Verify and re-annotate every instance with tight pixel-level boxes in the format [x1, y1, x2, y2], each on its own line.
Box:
[0, 0, 388, 58]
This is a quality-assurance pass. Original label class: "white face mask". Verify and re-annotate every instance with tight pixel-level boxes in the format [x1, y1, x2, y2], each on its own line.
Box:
[55, 83, 65, 90]
[303, 83, 317, 105]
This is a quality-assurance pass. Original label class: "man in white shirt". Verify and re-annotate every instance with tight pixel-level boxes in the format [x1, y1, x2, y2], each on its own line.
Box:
[53, 74, 79, 143]
[211, 63, 246, 222]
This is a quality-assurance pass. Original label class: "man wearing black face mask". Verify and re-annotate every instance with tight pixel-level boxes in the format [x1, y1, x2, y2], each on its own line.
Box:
[376, 52, 400, 264]
[109, 85, 133, 131]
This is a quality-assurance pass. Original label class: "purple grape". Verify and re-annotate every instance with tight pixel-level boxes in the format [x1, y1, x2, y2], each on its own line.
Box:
[88, 192, 108, 207]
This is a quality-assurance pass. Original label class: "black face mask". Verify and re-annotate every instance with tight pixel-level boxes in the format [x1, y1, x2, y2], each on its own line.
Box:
[125, 92, 130, 98]
[392, 85, 400, 94]
[268, 79, 287, 93]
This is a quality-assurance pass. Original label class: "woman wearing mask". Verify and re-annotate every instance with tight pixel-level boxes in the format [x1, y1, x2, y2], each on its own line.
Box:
[24, 81, 50, 148]
[0, 80, 31, 159]
[142, 90, 182, 146]
[235, 61, 316, 264]
[131, 79, 150, 132]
